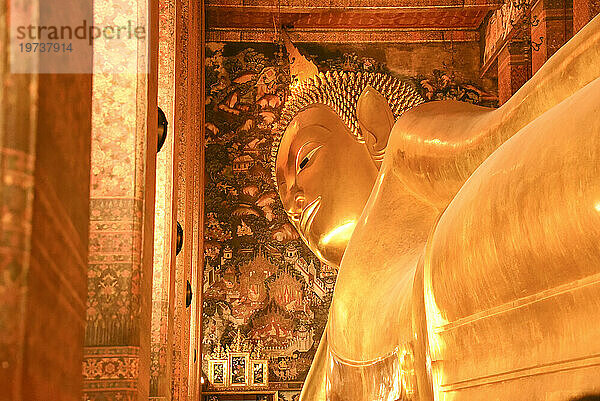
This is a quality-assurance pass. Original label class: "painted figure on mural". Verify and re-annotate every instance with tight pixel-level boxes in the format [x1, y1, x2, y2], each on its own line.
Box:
[214, 363, 224, 384]
[254, 363, 264, 382]
[231, 356, 247, 384]
[273, 16, 600, 401]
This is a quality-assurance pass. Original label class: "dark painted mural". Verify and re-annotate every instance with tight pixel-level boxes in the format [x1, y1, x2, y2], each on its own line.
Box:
[203, 43, 334, 389]
[202, 41, 497, 392]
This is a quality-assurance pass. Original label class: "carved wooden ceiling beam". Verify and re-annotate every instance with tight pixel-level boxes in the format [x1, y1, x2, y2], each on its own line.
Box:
[205, 0, 503, 43]
[205, 0, 503, 9]
[206, 28, 480, 43]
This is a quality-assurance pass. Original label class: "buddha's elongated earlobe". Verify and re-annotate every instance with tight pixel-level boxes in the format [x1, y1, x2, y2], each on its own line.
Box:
[357, 85, 395, 169]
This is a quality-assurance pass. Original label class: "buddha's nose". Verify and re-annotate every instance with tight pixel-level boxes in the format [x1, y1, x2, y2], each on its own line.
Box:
[286, 189, 305, 222]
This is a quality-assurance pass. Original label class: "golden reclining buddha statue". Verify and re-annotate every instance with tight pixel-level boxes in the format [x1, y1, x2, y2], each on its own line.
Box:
[272, 16, 600, 401]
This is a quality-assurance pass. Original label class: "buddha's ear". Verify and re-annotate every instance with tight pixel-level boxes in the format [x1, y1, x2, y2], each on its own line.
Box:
[357, 85, 394, 168]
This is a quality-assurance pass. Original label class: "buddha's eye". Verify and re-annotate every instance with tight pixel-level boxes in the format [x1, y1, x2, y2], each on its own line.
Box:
[299, 157, 309, 170]
[296, 144, 322, 174]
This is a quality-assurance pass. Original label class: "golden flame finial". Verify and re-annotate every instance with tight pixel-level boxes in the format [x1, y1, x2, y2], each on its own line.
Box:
[281, 29, 318, 84]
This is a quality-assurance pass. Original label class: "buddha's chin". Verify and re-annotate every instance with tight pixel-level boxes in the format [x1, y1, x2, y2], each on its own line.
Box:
[307, 236, 345, 268]
[315, 220, 358, 267]
[317, 246, 344, 269]
[299, 218, 358, 267]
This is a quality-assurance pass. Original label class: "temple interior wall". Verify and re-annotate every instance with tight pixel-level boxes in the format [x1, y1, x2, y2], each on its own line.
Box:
[0, 0, 599, 400]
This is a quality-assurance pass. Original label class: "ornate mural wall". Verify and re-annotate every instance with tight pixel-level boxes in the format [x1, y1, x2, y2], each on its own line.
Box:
[202, 41, 497, 395]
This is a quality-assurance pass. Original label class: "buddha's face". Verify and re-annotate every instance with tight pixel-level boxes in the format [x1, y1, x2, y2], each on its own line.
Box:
[275, 104, 378, 267]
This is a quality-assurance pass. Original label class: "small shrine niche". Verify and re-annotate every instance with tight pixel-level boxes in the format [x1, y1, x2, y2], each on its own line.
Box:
[206, 330, 268, 389]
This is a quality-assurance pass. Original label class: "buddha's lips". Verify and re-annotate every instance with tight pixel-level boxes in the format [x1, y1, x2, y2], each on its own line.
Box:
[300, 196, 321, 235]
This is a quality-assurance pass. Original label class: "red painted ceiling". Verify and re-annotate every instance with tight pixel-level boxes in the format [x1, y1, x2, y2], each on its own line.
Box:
[206, 0, 503, 42]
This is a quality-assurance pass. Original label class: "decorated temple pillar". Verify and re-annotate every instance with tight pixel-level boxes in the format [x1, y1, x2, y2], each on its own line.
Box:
[149, 0, 179, 399]
[498, 40, 531, 105]
[187, 3, 206, 398]
[0, 0, 93, 400]
[82, 0, 159, 400]
[481, 1, 532, 105]
[170, 0, 205, 400]
[573, 0, 600, 31]
[531, 0, 573, 74]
